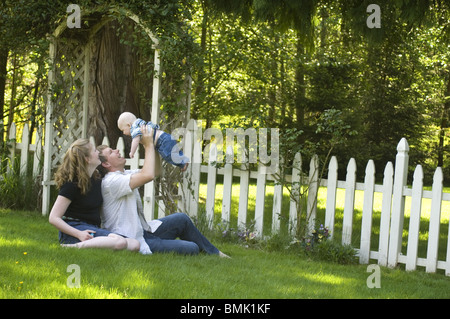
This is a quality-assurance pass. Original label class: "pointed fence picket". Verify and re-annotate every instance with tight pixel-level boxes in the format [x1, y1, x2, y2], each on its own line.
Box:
[426, 168, 443, 273]
[254, 164, 267, 236]
[406, 165, 423, 271]
[342, 158, 357, 245]
[205, 143, 217, 226]
[377, 161, 393, 267]
[359, 160, 376, 264]
[222, 145, 234, 224]
[325, 156, 338, 239]
[2, 122, 43, 178]
[238, 163, 250, 228]
[289, 152, 302, 235]
[3, 121, 449, 276]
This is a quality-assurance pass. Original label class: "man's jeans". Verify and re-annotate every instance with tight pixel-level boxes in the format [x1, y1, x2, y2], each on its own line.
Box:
[144, 213, 219, 255]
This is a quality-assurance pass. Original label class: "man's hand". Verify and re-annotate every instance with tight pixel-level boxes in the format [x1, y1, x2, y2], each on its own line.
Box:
[129, 124, 156, 189]
[140, 125, 154, 149]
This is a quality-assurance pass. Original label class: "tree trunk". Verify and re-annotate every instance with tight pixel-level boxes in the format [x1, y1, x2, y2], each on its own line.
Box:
[438, 68, 450, 167]
[294, 35, 305, 129]
[88, 20, 152, 150]
[192, 0, 209, 120]
[29, 78, 40, 142]
[0, 47, 8, 143]
[7, 54, 18, 136]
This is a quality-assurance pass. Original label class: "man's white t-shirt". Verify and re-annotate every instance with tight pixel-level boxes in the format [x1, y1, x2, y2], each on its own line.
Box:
[101, 170, 161, 254]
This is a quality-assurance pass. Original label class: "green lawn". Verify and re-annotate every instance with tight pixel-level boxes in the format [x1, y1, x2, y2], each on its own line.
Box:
[1, 209, 449, 299]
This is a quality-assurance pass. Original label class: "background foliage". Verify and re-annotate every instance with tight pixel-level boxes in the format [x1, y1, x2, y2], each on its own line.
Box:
[0, 0, 449, 188]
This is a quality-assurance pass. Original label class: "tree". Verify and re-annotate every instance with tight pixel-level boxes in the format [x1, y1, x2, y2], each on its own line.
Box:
[0, 0, 63, 140]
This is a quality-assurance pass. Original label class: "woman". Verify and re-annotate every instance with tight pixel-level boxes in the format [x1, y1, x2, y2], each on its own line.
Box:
[49, 138, 139, 251]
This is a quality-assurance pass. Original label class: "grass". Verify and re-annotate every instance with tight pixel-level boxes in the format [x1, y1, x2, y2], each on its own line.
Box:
[1, 209, 450, 299]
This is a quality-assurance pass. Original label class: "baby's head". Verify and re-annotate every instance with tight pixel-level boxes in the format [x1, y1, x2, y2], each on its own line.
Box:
[118, 112, 137, 136]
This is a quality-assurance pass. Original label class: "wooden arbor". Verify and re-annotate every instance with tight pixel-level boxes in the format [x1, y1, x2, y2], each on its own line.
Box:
[42, 8, 163, 215]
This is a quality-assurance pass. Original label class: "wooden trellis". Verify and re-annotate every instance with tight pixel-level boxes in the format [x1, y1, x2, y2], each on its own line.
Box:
[42, 9, 162, 215]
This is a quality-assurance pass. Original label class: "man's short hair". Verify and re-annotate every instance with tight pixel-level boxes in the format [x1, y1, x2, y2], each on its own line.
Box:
[96, 145, 109, 177]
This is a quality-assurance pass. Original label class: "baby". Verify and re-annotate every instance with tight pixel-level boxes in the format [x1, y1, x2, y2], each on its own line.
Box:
[117, 112, 189, 171]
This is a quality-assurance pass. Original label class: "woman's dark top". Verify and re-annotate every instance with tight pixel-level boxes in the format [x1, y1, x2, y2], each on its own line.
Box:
[58, 177, 103, 227]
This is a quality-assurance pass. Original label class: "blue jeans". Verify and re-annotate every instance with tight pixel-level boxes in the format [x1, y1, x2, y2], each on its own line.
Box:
[59, 221, 114, 244]
[155, 132, 189, 168]
[144, 213, 219, 255]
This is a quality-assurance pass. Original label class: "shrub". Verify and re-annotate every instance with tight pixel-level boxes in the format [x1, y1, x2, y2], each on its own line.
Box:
[287, 224, 358, 264]
[313, 240, 358, 264]
[0, 160, 42, 212]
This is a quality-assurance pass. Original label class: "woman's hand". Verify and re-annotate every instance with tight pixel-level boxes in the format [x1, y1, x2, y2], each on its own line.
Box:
[77, 230, 96, 241]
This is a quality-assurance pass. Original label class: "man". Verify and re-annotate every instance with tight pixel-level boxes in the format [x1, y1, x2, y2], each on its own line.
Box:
[97, 125, 228, 257]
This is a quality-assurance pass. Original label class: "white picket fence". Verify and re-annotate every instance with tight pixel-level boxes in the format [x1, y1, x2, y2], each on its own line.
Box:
[182, 135, 450, 276]
[3, 122, 450, 275]
[1, 122, 44, 177]
[322, 139, 450, 274]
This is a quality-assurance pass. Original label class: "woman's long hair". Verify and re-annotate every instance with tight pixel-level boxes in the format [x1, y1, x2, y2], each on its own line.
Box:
[54, 139, 100, 195]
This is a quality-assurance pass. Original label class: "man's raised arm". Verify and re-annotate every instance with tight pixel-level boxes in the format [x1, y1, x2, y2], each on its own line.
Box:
[129, 125, 157, 190]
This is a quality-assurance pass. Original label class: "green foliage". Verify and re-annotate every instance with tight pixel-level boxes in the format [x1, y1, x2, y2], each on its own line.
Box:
[1, 0, 450, 205]
[281, 224, 358, 265]
[310, 239, 358, 264]
[0, 159, 41, 212]
[197, 0, 449, 183]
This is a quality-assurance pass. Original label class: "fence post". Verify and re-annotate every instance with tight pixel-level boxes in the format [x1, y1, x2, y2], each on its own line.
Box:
[289, 152, 302, 236]
[255, 163, 267, 237]
[342, 158, 356, 245]
[222, 145, 233, 224]
[182, 120, 195, 217]
[42, 39, 57, 216]
[325, 156, 338, 239]
[7, 122, 16, 174]
[19, 123, 30, 176]
[307, 155, 319, 234]
[388, 138, 409, 268]
[378, 161, 393, 266]
[426, 167, 443, 273]
[180, 125, 192, 215]
[187, 119, 202, 218]
[360, 160, 376, 264]
[406, 165, 423, 271]
[205, 143, 217, 226]
[272, 156, 283, 234]
[33, 125, 43, 178]
[238, 162, 250, 229]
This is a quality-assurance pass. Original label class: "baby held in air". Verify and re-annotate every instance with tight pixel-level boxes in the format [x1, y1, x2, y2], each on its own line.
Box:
[117, 112, 189, 171]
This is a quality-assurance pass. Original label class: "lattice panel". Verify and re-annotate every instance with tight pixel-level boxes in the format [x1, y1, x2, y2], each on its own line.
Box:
[156, 76, 191, 214]
[50, 39, 86, 167]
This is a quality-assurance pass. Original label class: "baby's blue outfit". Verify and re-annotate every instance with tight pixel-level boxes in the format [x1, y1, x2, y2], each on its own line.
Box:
[131, 118, 189, 168]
